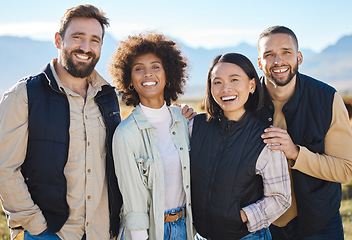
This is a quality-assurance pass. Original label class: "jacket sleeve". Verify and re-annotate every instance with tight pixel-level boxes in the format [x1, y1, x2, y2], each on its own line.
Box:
[0, 82, 47, 235]
[292, 93, 352, 183]
[112, 123, 150, 237]
[242, 146, 291, 232]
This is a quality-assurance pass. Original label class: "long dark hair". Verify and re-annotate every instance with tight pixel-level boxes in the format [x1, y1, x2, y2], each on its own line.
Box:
[205, 53, 263, 119]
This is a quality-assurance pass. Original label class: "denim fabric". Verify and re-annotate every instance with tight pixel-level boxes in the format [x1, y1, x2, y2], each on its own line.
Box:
[269, 211, 344, 240]
[113, 105, 192, 240]
[120, 206, 187, 240]
[24, 230, 87, 240]
[164, 206, 187, 240]
[24, 230, 60, 240]
[240, 228, 271, 240]
[195, 228, 271, 240]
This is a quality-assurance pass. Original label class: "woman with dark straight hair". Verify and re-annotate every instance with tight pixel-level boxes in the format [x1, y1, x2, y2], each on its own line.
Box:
[191, 53, 291, 240]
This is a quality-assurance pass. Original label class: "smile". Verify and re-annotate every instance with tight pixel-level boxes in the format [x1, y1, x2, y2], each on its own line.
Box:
[75, 53, 90, 60]
[272, 68, 288, 73]
[221, 96, 237, 101]
[142, 81, 157, 86]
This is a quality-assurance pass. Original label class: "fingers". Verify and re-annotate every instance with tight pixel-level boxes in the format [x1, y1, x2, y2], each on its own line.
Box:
[261, 126, 299, 160]
[181, 104, 188, 115]
[171, 103, 197, 120]
[188, 111, 197, 120]
[261, 126, 288, 139]
[183, 106, 197, 120]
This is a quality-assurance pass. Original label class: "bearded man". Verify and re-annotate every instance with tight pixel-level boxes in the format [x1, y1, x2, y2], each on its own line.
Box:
[256, 25, 352, 239]
[0, 5, 122, 240]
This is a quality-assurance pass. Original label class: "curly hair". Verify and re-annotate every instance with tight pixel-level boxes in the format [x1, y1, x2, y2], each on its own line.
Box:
[108, 32, 188, 107]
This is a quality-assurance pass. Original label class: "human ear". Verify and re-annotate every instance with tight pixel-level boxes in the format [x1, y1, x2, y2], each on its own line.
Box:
[257, 56, 263, 70]
[297, 51, 303, 66]
[249, 78, 256, 93]
[54, 32, 62, 49]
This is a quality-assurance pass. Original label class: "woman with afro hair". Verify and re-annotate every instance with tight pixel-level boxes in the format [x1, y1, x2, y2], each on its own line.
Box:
[109, 32, 194, 240]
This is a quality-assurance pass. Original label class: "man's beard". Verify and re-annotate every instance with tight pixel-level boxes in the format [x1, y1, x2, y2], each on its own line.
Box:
[265, 60, 299, 87]
[61, 49, 99, 78]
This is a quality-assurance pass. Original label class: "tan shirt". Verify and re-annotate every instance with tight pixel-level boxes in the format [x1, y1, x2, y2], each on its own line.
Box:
[272, 92, 352, 227]
[0, 59, 113, 240]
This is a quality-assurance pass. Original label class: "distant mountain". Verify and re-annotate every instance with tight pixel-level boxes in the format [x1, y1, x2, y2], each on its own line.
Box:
[299, 34, 352, 94]
[0, 36, 56, 93]
[1, 34, 351, 98]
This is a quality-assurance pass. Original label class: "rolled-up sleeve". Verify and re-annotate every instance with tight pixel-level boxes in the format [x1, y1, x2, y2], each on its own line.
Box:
[0, 82, 46, 236]
[242, 146, 291, 232]
[112, 124, 150, 235]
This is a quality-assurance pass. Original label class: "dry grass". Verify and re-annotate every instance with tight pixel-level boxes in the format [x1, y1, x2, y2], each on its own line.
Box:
[341, 199, 352, 240]
[0, 209, 10, 240]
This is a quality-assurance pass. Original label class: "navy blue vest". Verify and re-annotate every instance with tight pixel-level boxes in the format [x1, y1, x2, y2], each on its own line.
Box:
[191, 113, 266, 240]
[22, 64, 122, 237]
[255, 73, 340, 235]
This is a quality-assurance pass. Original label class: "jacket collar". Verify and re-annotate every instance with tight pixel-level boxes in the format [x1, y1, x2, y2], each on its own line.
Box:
[217, 111, 252, 136]
[261, 72, 303, 118]
[41, 59, 114, 96]
[132, 105, 182, 130]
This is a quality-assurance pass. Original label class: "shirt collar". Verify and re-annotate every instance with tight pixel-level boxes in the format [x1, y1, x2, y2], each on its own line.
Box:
[49, 58, 110, 97]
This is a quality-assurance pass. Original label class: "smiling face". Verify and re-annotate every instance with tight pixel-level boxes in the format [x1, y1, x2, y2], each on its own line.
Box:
[131, 53, 166, 108]
[258, 33, 302, 87]
[55, 17, 103, 78]
[211, 62, 255, 121]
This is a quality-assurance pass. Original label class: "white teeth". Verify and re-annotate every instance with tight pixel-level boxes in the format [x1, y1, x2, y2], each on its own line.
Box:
[273, 68, 287, 73]
[221, 96, 236, 101]
[142, 81, 156, 86]
[76, 54, 89, 60]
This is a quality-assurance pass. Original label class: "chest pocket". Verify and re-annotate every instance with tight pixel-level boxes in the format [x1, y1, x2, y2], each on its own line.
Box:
[135, 129, 155, 189]
[135, 157, 154, 189]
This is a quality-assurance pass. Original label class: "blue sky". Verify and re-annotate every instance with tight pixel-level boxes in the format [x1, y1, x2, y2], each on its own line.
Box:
[1, 0, 352, 52]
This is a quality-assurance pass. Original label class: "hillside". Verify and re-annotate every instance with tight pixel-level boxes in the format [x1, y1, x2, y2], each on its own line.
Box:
[1, 34, 352, 98]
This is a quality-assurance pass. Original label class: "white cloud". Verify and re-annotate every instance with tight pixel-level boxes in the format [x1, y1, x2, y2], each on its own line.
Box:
[0, 22, 58, 41]
[108, 23, 157, 40]
[168, 28, 261, 49]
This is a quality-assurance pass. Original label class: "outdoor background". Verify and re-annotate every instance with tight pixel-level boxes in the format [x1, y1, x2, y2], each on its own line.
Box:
[1, 0, 352, 239]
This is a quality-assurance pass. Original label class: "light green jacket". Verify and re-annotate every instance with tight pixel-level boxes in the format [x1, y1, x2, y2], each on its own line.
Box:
[112, 105, 193, 240]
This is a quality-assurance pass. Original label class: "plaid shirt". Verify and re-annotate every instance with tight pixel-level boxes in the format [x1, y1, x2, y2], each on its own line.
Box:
[242, 145, 291, 232]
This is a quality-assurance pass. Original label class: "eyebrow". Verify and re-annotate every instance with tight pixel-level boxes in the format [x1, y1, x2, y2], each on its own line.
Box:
[263, 47, 293, 55]
[212, 73, 240, 80]
[229, 74, 240, 77]
[132, 60, 161, 67]
[71, 32, 102, 41]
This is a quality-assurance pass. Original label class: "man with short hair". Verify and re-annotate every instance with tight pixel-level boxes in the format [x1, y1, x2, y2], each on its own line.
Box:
[0, 5, 121, 240]
[256, 25, 352, 239]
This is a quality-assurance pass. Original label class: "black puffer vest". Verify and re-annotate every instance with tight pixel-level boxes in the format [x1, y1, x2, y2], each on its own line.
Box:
[21, 63, 122, 237]
[255, 72, 340, 235]
[191, 112, 266, 240]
